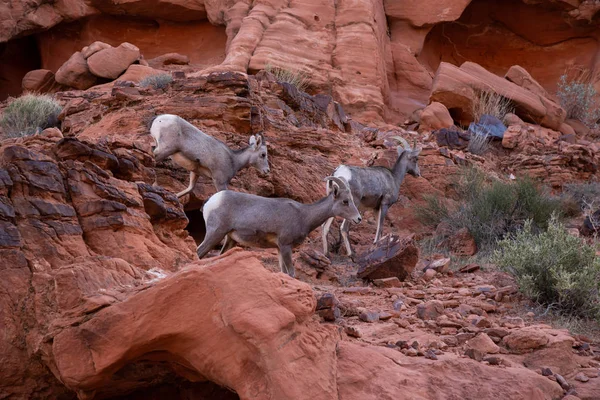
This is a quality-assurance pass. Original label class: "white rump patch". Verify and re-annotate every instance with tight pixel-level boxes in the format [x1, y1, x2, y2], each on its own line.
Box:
[203, 191, 225, 221]
[150, 114, 180, 145]
[334, 165, 352, 182]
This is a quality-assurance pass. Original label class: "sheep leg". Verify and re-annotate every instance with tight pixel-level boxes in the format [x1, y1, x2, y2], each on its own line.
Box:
[374, 204, 390, 243]
[212, 178, 229, 192]
[340, 219, 353, 257]
[176, 171, 199, 198]
[321, 217, 334, 255]
[196, 228, 227, 259]
[278, 245, 295, 278]
[219, 235, 237, 255]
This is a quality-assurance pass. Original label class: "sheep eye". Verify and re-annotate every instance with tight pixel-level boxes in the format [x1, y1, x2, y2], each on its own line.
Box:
[261, 153, 266, 158]
[343, 200, 349, 205]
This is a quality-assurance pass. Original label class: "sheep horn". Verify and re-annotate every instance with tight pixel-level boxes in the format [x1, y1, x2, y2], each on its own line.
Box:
[390, 136, 411, 150]
[324, 176, 349, 191]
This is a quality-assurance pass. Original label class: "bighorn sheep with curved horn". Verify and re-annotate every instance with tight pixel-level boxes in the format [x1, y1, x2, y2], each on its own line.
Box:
[322, 137, 422, 257]
[197, 176, 361, 277]
[150, 114, 270, 198]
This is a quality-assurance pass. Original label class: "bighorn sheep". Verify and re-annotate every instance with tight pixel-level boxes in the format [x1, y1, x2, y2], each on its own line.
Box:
[150, 114, 270, 198]
[197, 177, 361, 277]
[322, 138, 422, 257]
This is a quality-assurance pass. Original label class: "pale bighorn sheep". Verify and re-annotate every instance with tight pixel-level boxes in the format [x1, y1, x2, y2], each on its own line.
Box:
[197, 177, 361, 277]
[322, 137, 422, 257]
[150, 114, 270, 198]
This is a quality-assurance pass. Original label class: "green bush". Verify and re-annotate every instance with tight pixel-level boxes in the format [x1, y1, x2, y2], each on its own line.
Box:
[416, 167, 562, 248]
[557, 73, 600, 128]
[493, 215, 600, 319]
[139, 73, 173, 90]
[0, 94, 62, 138]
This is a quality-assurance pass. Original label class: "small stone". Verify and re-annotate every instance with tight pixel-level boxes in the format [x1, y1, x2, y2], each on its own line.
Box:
[343, 287, 371, 294]
[392, 298, 405, 311]
[373, 277, 402, 288]
[404, 347, 418, 357]
[483, 356, 502, 365]
[407, 290, 426, 299]
[424, 349, 438, 360]
[394, 318, 411, 329]
[503, 329, 549, 352]
[465, 348, 485, 361]
[345, 326, 362, 338]
[459, 263, 480, 273]
[318, 307, 340, 321]
[416, 300, 445, 320]
[541, 367, 553, 376]
[582, 368, 599, 378]
[359, 311, 379, 323]
[378, 312, 393, 321]
[316, 293, 338, 310]
[441, 335, 458, 347]
[396, 340, 409, 349]
[465, 333, 500, 354]
[425, 257, 451, 273]
[440, 327, 458, 335]
[555, 374, 571, 391]
[575, 372, 589, 383]
[422, 269, 437, 281]
[470, 316, 492, 328]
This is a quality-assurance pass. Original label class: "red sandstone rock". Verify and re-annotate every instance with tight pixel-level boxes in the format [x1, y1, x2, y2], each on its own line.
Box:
[466, 333, 500, 355]
[148, 52, 190, 68]
[416, 300, 444, 320]
[81, 41, 112, 59]
[420, 102, 454, 131]
[503, 328, 550, 353]
[357, 235, 419, 281]
[55, 51, 97, 90]
[21, 69, 58, 92]
[431, 62, 566, 130]
[87, 42, 141, 79]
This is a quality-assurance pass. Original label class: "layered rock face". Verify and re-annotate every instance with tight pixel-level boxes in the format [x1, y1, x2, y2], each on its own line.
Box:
[2, 0, 599, 121]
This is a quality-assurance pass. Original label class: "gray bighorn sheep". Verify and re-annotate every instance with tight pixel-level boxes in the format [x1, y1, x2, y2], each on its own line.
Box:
[322, 138, 422, 257]
[196, 177, 361, 277]
[150, 114, 270, 198]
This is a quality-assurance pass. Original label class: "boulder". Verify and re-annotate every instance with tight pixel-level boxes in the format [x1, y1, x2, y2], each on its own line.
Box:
[55, 51, 98, 90]
[431, 62, 566, 130]
[416, 300, 444, 320]
[87, 42, 141, 79]
[501, 125, 522, 149]
[505, 65, 550, 100]
[434, 127, 470, 149]
[448, 228, 477, 256]
[420, 102, 454, 131]
[148, 52, 190, 68]
[466, 333, 500, 355]
[503, 328, 549, 353]
[357, 235, 419, 281]
[81, 41, 113, 59]
[21, 69, 57, 92]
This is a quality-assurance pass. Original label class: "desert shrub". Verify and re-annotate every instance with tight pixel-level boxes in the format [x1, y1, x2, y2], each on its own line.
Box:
[265, 62, 309, 92]
[0, 94, 62, 138]
[493, 215, 600, 319]
[416, 167, 562, 248]
[467, 131, 492, 155]
[140, 73, 173, 90]
[472, 90, 514, 123]
[563, 182, 600, 209]
[556, 71, 600, 128]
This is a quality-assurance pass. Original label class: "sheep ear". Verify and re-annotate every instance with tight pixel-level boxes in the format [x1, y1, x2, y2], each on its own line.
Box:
[332, 182, 340, 198]
[249, 135, 258, 149]
[255, 134, 263, 148]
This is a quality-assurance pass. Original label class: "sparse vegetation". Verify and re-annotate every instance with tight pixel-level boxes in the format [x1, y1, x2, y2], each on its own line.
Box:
[140, 73, 173, 90]
[467, 131, 492, 155]
[417, 167, 562, 249]
[265, 62, 310, 92]
[556, 68, 600, 128]
[493, 215, 600, 320]
[472, 90, 514, 123]
[0, 94, 62, 138]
